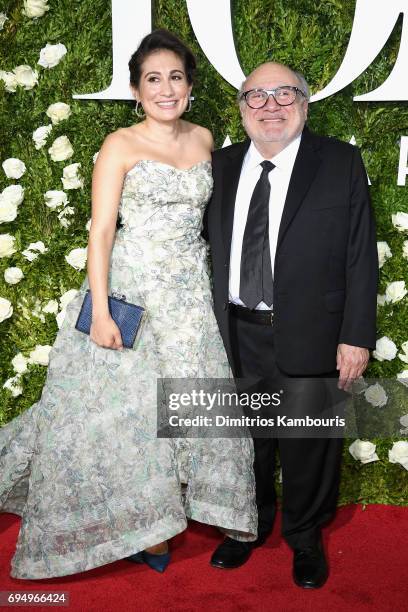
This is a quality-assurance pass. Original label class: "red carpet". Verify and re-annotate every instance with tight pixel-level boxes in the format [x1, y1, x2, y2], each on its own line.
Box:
[1, 505, 407, 611]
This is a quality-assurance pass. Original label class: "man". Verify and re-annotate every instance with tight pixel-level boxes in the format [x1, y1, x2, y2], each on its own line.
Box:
[204, 62, 378, 588]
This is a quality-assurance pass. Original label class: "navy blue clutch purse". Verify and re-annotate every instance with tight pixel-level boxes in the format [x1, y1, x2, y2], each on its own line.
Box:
[75, 290, 145, 348]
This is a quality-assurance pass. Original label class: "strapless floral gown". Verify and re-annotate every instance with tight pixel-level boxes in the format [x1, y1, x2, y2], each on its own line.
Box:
[0, 160, 257, 579]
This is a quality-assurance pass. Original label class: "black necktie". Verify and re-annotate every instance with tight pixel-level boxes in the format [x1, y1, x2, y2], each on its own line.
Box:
[239, 160, 275, 310]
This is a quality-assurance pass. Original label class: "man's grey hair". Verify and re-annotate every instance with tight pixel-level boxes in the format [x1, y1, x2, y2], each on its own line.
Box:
[237, 64, 310, 102]
[293, 70, 310, 101]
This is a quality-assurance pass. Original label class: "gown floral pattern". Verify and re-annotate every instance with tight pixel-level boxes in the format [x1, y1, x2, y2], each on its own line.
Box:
[0, 160, 257, 579]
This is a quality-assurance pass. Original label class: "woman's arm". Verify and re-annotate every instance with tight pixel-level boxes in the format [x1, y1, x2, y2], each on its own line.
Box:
[87, 132, 126, 349]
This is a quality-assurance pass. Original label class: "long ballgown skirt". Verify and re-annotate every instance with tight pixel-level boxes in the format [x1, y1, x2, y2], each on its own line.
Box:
[0, 160, 257, 579]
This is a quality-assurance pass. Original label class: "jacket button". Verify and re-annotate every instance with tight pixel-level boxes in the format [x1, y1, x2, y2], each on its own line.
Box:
[223, 301, 228, 310]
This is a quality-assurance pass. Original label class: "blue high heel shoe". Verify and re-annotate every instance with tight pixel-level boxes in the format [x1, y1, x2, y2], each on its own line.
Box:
[127, 550, 171, 573]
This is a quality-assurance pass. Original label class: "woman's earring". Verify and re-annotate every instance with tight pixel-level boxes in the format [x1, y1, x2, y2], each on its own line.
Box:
[185, 96, 194, 113]
[135, 101, 145, 118]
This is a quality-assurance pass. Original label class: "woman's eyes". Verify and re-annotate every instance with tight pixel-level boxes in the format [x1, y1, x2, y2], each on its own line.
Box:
[147, 75, 183, 83]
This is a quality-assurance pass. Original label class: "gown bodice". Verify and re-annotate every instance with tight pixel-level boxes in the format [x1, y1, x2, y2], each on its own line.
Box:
[111, 159, 213, 292]
[117, 159, 212, 245]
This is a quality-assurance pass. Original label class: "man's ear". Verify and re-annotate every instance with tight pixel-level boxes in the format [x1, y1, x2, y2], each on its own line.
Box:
[303, 101, 309, 120]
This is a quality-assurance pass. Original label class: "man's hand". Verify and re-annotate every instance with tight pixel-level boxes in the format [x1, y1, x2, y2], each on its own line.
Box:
[336, 343, 369, 390]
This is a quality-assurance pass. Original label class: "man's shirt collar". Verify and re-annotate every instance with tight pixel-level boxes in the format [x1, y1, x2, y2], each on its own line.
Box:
[244, 133, 302, 172]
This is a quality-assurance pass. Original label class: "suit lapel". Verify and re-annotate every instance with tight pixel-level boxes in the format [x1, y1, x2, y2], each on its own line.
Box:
[277, 126, 322, 251]
[220, 140, 250, 259]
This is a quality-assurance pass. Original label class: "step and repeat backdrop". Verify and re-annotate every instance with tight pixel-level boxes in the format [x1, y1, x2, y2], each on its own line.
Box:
[0, 0, 407, 504]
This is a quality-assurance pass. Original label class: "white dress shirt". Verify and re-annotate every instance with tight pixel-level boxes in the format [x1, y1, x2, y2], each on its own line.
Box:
[229, 135, 301, 310]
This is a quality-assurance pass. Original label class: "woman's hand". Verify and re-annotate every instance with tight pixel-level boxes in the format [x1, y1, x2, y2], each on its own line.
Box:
[90, 314, 123, 350]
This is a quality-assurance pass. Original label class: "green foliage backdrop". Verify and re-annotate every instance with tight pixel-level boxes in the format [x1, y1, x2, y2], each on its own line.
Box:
[0, 0, 407, 505]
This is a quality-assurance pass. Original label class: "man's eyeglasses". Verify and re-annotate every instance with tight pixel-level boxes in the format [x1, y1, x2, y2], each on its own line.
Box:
[240, 86, 306, 108]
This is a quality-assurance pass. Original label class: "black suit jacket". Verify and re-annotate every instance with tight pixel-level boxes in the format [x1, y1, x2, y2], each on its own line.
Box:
[203, 126, 378, 375]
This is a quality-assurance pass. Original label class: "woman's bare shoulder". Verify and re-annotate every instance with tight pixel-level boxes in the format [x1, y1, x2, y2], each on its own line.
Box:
[102, 126, 141, 149]
[182, 121, 214, 148]
[97, 126, 143, 168]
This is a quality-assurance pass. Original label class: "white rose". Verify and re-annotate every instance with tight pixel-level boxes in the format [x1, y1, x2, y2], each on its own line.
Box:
[13, 65, 39, 90]
[61, 163, 83, 190]
[397, 370, 408, 388]
[388, 441, 408, 470]
[65, 247, 87, 270]
[0, 233, 17, 257]
[48, 135, 73, 162]
[377, 294, 386, 307]
[364, 383, 388, 407]
[22, 240, 48, 261]
[58, 216, 70, 228]
[400, 415, 408, 436]
[26, 240, 47, 253]
[59, 205, 74, 217]
[373, 336, 398, 361]
[385, 281, 407, 304]
[377, 241, 392, 268]
[0, 70, 18, 92]
[0, 201, 18, 223]
[93, 151, 99, 164]
[29, 344, 52, 365]
[38, 43, 67, 68]
[23, 0, 49, 18]
[46, 102, 71, 124]
[3, 375, 22, 397]
[2, 158, 26, 179]
[398, 340, 408, 364]
[1, 184, 24, 207]
[0, 185, 23, 222]
[392, 212, 408, 233]
[58, 206, 75, 228]
[22, 249, 38, 261]
[32, 124, 52, 149]
[56, 308, 67, 328]
[400, 415, 408, 428]
[4, 267, 24, 284]
[86, 218, 92, 231]
[0, 12, 8, 29]
[403, 241, 408, 260]
[0, 297, 13, 323]
[42, 299, 59, 314]
[58, 204, 74, 220]
[44, 190, 68, 210]
[60, 288, 78, 310]
[12, 353, 28, 374]
[349, 439, 379, 464]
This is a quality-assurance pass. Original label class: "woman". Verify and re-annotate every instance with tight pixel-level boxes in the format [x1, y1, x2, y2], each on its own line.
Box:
[0, 30, 257, 579]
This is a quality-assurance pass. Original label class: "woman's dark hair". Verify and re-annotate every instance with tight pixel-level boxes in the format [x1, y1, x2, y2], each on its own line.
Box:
[129, 29, 196, 88]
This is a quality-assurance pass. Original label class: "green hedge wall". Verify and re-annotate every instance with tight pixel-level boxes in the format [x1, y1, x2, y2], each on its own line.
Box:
[0, 0, 407, 505]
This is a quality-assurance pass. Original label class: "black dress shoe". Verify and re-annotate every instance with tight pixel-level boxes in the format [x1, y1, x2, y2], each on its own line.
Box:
[210, 537, 252, 569]
[292, 540, 328, 588]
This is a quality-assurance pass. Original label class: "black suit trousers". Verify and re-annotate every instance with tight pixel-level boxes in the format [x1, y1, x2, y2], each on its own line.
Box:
[229, 311, 344, 550]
